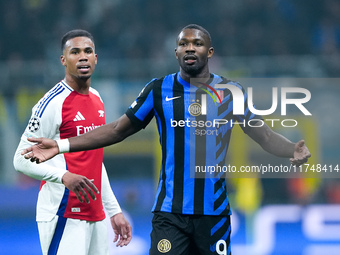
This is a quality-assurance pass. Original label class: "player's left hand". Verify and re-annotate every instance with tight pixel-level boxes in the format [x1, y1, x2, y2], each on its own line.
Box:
[290, 140, 311, 166]
[110, 212, 132, 247]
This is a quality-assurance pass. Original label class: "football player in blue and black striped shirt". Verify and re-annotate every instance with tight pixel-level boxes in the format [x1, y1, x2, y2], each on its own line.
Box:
[23, 24, 311, 255]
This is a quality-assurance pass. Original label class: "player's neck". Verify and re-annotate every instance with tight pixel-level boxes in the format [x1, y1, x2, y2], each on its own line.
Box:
[179, 68, 210, 84]
[64, 77, 91, 94]
[179, 65, 210, 83]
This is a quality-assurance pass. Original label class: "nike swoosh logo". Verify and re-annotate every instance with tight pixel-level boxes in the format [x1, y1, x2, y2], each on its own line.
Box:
[165, 96, 181, 101]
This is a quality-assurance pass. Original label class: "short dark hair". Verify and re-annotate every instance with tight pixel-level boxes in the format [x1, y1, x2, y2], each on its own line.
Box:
[61, 29, 94, 51]
[177, 24, 212, 46]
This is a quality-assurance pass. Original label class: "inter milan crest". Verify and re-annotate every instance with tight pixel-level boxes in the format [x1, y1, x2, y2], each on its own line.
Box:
[188, 102, 202, 116]
[28, 117, 41, 132]
[157, 239, 171, 253]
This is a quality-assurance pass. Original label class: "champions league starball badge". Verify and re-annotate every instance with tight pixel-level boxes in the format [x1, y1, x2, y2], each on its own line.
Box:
[28, 117, 41, 132]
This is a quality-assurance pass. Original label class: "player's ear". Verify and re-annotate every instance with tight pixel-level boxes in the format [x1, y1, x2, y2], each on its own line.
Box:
[175, 48, 178, 59]
[60, 55, 66, 66]
[208, 47, 214, 59]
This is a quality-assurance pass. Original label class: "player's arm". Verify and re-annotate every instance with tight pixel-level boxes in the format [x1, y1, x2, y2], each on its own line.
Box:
[70, 114, 140, 151]
[245, 122, 311, 166]
[101, 164, 132, 246]
[14, 139, 68, 183]
[21, 114, 141, 163]
[14, 139, 99, 203]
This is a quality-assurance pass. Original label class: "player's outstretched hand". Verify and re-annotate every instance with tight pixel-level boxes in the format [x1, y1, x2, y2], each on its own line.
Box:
[290, 140, 311, 166]
[62, 172, 99, 203]
[111, 213, 132, 247]
[21, 137, 59, 164]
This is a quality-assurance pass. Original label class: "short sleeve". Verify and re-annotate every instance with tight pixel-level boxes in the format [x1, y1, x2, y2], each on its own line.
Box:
[125, 79, 158, 129]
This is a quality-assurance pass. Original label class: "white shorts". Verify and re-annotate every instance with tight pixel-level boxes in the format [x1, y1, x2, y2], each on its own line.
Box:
[38, 216, 109, 255]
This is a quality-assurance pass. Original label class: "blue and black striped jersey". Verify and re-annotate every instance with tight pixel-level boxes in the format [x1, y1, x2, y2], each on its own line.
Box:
[126, 72, 258, 216]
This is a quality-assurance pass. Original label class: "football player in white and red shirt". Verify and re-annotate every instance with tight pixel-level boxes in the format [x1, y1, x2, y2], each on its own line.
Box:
[13, 29, 132, 255]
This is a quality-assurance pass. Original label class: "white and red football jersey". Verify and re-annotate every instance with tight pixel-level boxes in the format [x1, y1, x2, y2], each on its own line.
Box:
[14, 80, 120, 222]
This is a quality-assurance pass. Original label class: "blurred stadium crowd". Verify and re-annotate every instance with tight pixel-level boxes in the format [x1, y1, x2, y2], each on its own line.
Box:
[1, 2, 340, 253]
[1, 0, 340, 63]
